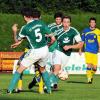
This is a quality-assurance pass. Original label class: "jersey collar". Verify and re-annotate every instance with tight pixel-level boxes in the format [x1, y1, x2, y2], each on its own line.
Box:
[27, 19, 34, 24]
[63, 26, 71, 32]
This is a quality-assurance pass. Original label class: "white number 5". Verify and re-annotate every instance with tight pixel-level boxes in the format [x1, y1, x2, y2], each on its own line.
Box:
[35, 28, 42, 42]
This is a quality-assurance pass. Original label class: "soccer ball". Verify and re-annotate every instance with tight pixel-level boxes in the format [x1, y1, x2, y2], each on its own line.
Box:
[58, 70, 69, 81]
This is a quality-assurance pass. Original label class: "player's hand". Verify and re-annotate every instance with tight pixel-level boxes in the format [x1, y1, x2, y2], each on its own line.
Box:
[63, 45, 71, 51]
[99, 48, 100, 52]
[12, 24, 18, 34]
[11, 44, 18, 48]
[11, 41, 21, 48]
[79, 49, 82, 56]
[79, 51, 82, 56]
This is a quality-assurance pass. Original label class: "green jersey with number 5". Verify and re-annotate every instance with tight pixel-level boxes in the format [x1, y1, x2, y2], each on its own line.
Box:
[17, 20, 51, 49]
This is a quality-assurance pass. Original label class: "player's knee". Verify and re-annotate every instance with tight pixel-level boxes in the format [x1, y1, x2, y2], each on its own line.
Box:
[53, 64, 61, 75]
[92, 67, 97, 72]
[17, 64, 26, 73]
[40, 67, 45, 72]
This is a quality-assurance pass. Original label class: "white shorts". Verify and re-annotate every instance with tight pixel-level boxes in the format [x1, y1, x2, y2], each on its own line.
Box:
[21, 46, 49, 68]
[53, 50, 70, 68]
[45, 52, 54, 72]
[47, 52, 54, 65]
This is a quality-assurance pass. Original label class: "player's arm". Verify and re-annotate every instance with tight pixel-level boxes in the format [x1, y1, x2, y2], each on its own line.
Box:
[63, 34, 84, 51]
[12, 24, 25, 42]
[11, 40, 23, 48]
[79, 32, 85, 55]
[44, 23, 56, 46]
[11, 24, 26, 48]
[46, 34, 56, 46]
[97, 30, 100, 52]
[12, 24, 20, 42]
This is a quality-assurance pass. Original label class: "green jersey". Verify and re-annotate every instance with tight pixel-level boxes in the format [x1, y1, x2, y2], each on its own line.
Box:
[17, 20, 51, 49]
[48, 23, 63, 52]
[56, 27, 82, 56]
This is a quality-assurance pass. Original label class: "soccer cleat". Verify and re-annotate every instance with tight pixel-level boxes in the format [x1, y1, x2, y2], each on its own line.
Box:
[15, 88, 22, 93]
[43, 86, 51, 94]
[44, 86, 47, 93]
[44, 89, 51, 94]
[47, 90, 52, 94]
[88, 78, 93, 84]
[53, 84, 58, 90]
[28, 77, 37, 89]
[39, 90, 44, 94]
[7, 90, 12, 94]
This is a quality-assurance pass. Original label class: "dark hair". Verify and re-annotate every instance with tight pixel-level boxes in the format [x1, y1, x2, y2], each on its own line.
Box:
[62, 16, 71, 22]
[32, 9, 41, 18]
[21, 7, 33, 18]
[54, 12, 63, 19]
[89, 17, 96, 23]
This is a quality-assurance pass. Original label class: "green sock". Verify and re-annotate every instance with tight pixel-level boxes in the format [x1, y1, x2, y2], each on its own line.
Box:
[20, 73, 23, 80]
[8, 71, 21, 92]
[42, 71, 51, 93]
[50, 73, 59, 85]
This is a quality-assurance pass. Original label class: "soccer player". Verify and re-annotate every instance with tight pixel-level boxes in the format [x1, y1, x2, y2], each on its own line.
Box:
[50, 16, 83, 86]
[12, 10, 44, 93]
[28, 12, 64, 90]
[48, 12, 63, 89]
[7, 8, 55, 94]
[79, 17, 100, 84]
[48, 12, 63, 52]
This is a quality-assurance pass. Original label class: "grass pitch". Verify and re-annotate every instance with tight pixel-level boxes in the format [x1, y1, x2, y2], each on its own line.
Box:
[0, 74, 100, 100]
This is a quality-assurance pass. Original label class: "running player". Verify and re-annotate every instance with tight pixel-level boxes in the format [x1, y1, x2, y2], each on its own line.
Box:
[7, 8, 55, 94]
[48, 12, 63, 89]
[12, 10, 44, 94]
[79, 17, 100, 83]
[28, 12, 64, 91]
[50, 16, 83, 86]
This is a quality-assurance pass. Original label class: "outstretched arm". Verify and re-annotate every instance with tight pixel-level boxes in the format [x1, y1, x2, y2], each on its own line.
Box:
[46, 34, 56, 47]
[63, 42, 84, 51]
[11, 40, 23, 48]
[12, 24, 19, 42]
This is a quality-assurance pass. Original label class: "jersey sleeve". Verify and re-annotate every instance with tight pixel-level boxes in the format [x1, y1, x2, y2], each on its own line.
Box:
[73, 28, 82, 42]
[17, 26, 26, 40]
[43, 24, 52, 35]
[74, 34, 82, 42]
[81, 32, 85, 42]
[97, 29, 100, 43]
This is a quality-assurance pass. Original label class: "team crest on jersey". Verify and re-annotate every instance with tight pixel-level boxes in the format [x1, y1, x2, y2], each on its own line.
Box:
[63, 37, 70, 43]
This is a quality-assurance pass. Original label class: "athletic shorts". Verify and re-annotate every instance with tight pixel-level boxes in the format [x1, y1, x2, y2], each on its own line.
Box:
[85, 52, 98, 66]
[21, 46, 49, 68]
[53, 50, 70, 68]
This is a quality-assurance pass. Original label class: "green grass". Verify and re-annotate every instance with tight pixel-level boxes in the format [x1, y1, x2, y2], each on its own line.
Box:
[0, 74, 100, 100]
[0, 12, 100, 51]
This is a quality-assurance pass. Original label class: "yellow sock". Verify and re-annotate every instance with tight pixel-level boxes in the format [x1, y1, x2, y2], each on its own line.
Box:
[18, 80, 23, 90]
[86, 70, 92, 79]
[91, 70, 96, 76]
[38, 77, 44, 94]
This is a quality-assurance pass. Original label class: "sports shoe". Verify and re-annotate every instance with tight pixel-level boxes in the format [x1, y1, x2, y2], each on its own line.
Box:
[28, 77, 37, 89]
[15, 88, 22, 93]
[7, 90, 12, 94]
[88, 78, 93, 84]
[53, 84, 58, 90]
